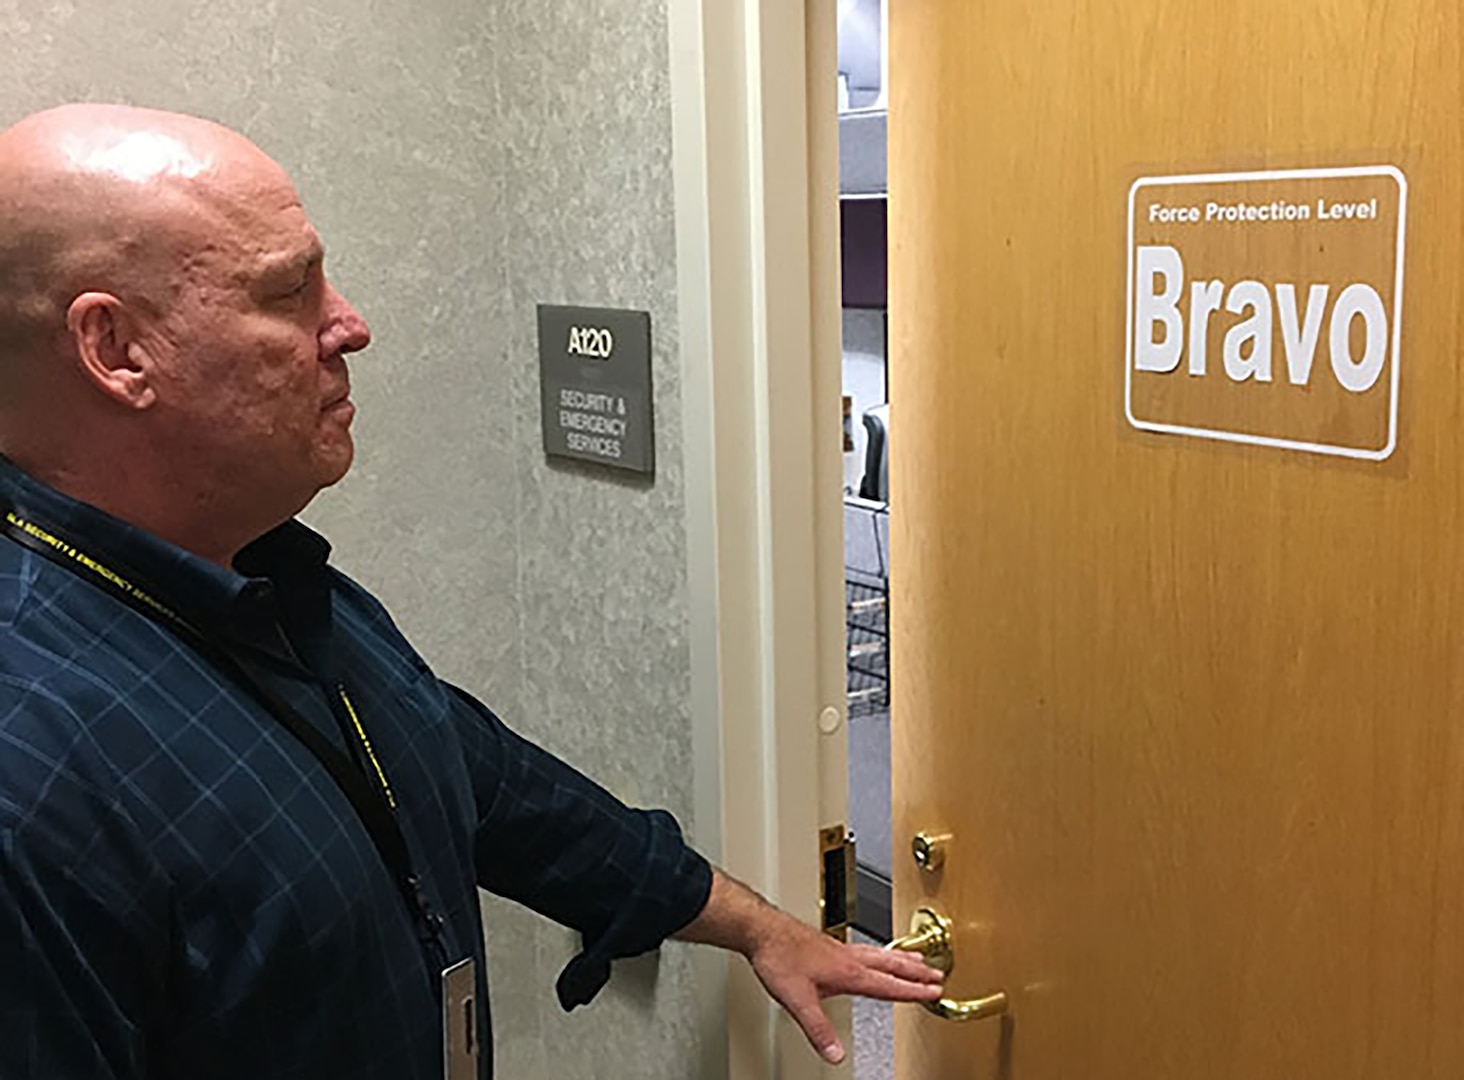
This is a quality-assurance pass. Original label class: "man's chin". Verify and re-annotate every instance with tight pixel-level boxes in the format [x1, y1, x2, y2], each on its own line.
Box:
[320, 451, 355, 490]
[311, 438, 356, 493]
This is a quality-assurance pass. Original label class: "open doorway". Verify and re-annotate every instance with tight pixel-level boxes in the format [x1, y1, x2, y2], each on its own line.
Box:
[838, 1, 894, 1078]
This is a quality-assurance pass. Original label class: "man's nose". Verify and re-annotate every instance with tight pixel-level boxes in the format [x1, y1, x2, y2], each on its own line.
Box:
[321, 281, 372, 356]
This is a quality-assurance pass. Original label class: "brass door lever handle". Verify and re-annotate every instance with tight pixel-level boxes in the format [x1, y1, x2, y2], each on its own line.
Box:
[888, 907, 1010, 1023]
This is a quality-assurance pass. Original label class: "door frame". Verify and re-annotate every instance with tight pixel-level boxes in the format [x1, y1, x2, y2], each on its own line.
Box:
[668, 0, 846, 1077]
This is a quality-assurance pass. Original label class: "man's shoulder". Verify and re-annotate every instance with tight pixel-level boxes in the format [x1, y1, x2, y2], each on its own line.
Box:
[0, 542, 174, 755]
[0, 541, 132, 673]
[0, 542, 98, 680]
[0, 531, 30, 623]
[0, 641, 135, 834]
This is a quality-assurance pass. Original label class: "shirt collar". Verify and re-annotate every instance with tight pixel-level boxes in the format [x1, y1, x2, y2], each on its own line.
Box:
[0, 455, 334, 652]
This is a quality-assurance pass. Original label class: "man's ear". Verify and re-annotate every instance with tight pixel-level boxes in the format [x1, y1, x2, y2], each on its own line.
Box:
[66, 292, 158, 409]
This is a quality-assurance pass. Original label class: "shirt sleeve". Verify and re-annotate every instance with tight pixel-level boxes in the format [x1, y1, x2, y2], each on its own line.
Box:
[0, 760, 166, 1078]
[444, 684, 713, 1010]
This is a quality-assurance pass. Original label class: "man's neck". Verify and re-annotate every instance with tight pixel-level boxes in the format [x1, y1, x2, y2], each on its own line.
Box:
[9, 456, 265, 569]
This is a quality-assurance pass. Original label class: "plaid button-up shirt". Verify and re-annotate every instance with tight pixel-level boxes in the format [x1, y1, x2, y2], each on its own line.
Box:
[0, 457, 712, 1079]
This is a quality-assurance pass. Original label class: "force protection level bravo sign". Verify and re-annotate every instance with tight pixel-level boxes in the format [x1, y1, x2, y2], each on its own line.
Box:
[1126, 166, 1408, 461]
[538, 305, 654, 474]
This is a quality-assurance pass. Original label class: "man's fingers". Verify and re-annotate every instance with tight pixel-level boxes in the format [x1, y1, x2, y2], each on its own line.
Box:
[849, 944, 946, 983]
[840, 966, 946, 1003]
[781, 984, 846, 1065]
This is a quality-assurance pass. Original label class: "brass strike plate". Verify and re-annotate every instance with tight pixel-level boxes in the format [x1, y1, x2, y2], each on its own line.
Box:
[819, 824, 857, 940]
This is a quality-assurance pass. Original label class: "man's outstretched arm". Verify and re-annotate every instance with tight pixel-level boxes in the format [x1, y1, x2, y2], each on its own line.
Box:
[676, 869, 945, 1065]
[447, 683, 941, 1051]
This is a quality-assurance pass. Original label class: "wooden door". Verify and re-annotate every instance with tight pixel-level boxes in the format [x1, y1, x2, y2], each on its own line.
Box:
[888, 2, 1463, 1077]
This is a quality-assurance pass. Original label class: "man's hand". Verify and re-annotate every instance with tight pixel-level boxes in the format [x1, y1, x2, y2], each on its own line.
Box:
[676, 869, 945, 1064]
[745, 907, 945, 1064]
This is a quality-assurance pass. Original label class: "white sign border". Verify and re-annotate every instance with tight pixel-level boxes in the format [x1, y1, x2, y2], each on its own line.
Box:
[1124, 165, 1409, 462]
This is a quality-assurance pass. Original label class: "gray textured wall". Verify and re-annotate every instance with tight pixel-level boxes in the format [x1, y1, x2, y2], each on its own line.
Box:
[0, 1, 701, 1077]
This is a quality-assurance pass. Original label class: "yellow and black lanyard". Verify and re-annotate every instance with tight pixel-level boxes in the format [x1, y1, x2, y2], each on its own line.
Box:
[2, 505, 446, 960]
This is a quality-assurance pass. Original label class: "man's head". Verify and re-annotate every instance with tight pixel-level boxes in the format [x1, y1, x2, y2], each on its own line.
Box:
[0, 104, 371, 563]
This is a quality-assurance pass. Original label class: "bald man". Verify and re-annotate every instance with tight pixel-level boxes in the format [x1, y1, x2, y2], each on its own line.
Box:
[0, 105, 940, 1080]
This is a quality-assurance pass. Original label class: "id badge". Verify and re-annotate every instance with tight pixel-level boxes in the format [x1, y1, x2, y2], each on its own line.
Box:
[441, 957, 479, 1080]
